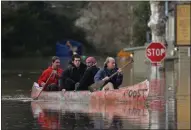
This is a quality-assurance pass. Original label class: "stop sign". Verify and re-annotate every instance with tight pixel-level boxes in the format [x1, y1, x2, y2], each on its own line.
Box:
[146, 42, 166, 63]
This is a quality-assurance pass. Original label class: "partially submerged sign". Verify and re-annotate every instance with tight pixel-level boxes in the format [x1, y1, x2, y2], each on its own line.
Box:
[175, 3, 191, 46]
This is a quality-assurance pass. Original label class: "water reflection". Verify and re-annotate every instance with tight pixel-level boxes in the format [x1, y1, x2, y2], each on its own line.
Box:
[2, 55, 190, 130]
[31, 101, 150, 129]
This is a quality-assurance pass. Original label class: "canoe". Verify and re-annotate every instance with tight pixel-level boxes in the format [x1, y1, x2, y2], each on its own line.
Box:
[31, 101, 149, 129]
[31, 79, 150, 102]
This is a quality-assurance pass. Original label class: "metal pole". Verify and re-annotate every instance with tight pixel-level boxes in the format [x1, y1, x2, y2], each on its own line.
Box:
[164, 61, 169, 130]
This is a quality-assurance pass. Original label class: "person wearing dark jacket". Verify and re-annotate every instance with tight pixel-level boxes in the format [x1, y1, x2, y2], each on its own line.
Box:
[94, 57, 123, 91]
[75, 57, 100, 91]
[61, 54, 87, 91]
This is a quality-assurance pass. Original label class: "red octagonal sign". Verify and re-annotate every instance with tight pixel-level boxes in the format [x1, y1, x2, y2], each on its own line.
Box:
[146, 42, 166, 63]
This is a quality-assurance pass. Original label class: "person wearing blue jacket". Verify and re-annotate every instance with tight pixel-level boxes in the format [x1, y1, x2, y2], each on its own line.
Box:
[94, 57, 123, 91]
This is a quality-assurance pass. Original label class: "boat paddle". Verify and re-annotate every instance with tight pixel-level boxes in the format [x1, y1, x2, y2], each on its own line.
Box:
[88, 59, 134, 92]
[33, 71, 54, 100]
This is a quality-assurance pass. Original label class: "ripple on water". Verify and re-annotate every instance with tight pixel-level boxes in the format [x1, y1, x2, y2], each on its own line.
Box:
[2, 95, 33, 102]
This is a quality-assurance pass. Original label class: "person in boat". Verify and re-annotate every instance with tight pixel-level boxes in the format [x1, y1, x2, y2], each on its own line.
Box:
[38, 56, 63, 91]
[94, 57, 123, 91]
[61, 54, 87, 91]
[75, 56, 100, 91]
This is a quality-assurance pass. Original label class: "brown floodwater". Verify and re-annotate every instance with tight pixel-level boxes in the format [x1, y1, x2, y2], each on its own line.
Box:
[1, 57, 190, 130]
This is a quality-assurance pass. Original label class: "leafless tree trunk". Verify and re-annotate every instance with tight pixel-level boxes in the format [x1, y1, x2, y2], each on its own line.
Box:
[147, 2, 167, 129]
[148, 1, 166, 79]
[76, 1, 150, 55]
[75, 2, 135, 55]
[148, 1, 166, 43]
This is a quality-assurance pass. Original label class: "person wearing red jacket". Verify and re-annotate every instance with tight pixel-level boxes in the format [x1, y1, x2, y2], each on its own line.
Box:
[38, 56, 63, 91]
[38, 111, 60, 130]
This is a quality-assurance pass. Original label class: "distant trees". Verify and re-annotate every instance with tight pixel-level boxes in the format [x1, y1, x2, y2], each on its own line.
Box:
[2, 1, 150, 57]
[75, 1, 150, 55]
[2, 1, 88, 57]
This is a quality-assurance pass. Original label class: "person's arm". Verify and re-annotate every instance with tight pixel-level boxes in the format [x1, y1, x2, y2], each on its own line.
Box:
[94, 69, 104, 82]
[61, 69, 69, 81]
[77, 68, 92, 89]
[38, 70, 49, 87]
[61, 68, 75, 90]
[55, 69, 63, 79]
[116, 73, 123, 87]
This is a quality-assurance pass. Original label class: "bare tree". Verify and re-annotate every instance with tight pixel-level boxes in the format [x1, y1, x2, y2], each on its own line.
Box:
[75, 1, 150, 55]
[147, 2, 167, 128]
[75, 2, 135, 55]
[148, 1, 166, 43]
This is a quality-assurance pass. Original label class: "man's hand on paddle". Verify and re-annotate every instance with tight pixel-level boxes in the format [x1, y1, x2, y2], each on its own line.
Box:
[52, 70, 60, 78]
[117, 68, 122, 74]
[52, 70, 57, 74]
[102, 76, 110, 81]
[41, 82, 46, 87]
[74, 82, 80, 91]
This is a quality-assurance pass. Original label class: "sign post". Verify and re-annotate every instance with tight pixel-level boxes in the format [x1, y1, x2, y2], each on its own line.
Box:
[146, 42, 167, 96]
[146, 42, 167, 64]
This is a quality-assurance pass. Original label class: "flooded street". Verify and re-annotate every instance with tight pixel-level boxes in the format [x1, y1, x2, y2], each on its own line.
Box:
[1, 56, 190, 130]
[1, 1, 190, 130]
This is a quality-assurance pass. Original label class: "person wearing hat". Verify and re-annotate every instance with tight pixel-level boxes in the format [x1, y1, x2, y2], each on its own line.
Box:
[94, 57, 123, 91]
[38, 56, 63, 91]
[75, 56, 100, 91]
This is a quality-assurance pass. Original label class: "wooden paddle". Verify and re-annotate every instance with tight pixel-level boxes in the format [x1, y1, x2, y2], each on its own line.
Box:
[33, 71, 54, 100]
[89, 59, 134, 92]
